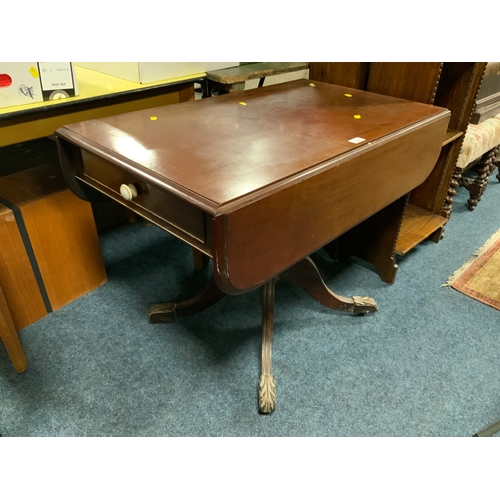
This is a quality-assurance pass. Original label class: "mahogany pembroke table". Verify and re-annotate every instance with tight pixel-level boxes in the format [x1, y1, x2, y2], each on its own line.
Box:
[55, 80, 450, 413]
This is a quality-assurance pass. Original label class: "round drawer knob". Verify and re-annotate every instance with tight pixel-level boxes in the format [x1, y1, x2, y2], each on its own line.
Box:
[119, 183, 138, 201]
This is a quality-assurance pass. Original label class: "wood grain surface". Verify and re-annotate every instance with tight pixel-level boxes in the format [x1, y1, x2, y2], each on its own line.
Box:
[58, 80, 449, 209]
[0, 164, 107, 329]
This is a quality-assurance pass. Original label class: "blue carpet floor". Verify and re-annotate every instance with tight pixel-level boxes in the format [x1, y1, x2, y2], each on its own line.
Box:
[1, 174, 499, 437]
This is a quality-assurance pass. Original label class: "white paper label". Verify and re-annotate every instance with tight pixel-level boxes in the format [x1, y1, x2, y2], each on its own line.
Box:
[348, 137, 366, 144]
[38, 63, 74, 90]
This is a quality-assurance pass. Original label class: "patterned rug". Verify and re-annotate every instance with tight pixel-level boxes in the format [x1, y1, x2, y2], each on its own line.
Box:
[446, 228, 500, 311]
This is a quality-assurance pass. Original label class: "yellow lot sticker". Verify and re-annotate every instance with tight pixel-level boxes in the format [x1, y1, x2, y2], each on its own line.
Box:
[239, 102, 247, 106]
[354, 114, 361, 119]
[150, 116, 158, 121]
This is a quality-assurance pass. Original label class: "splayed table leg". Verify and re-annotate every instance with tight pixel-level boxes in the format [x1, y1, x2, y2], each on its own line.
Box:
[149, 276, 226, 323]
[281, 256, 377, 314]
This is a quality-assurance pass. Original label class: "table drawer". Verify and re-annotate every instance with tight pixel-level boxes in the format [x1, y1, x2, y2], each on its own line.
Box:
[79, 149, 208, 249]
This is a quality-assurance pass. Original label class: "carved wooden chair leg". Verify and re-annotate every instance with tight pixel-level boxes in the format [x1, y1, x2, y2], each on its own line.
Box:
[149, 276, 226, 323]
[259, 277, 278, 414]
[466, 148, 497, 210]
[494, 144, 500, 182]
[281, 256, 377, 314]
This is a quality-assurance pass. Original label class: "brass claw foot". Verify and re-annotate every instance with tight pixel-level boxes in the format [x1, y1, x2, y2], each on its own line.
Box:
[149, 303, 176, 323]
[351, 296, 378, 314]
[281, 257, 378, 314]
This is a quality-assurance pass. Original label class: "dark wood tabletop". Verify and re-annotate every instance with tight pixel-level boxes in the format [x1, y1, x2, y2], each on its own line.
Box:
[57, 79, 450, 294]
[58, 79, 449, 210]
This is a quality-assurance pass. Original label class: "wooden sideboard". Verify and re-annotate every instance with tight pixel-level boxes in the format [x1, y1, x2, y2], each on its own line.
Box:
[471, 62, 500, 124]
[309, 62, 487, 259]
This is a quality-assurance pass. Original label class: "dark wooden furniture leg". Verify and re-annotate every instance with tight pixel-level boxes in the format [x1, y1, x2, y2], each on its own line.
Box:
[192, 248, 209, 270]
[463, 147, 498, 211]
[259, 258, 376, 413]
[494, 144, 500, 182]
[259, 277, 278, 414]
[149, 275, 226, 323]
[281, 256, 377, 314]
[149, 255, 376, 413]
[151, 253, 377, 322]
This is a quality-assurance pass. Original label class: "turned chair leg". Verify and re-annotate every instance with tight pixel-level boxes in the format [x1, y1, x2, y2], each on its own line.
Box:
[465, 145, 500, 210]
[466, 149, 496, 210]
[494, 144, 500, 182]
